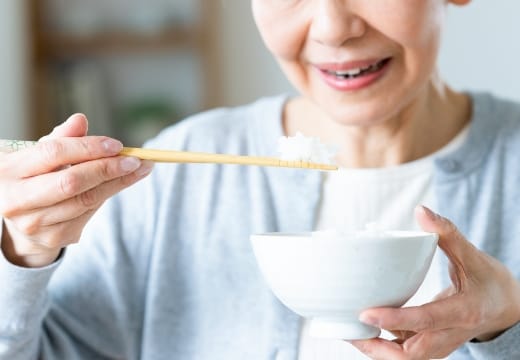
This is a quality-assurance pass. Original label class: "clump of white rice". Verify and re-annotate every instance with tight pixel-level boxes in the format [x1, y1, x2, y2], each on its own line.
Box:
[277, 132, 337, 165]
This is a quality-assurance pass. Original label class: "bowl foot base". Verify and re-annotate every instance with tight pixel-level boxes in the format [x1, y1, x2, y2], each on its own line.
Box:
[308, 318, 381, 340]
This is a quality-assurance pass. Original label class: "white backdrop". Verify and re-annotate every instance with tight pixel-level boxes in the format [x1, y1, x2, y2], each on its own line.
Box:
[440, 1, 520, 102]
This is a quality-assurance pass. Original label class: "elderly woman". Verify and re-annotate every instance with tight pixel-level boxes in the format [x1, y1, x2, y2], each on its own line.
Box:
[1, 0, 519, 359]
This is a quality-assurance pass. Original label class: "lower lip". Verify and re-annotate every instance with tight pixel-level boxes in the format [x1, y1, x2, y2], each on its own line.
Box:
[316, 59, 391, 92]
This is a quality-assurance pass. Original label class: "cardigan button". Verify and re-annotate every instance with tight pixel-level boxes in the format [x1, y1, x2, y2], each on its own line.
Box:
[439, 159, 460, 172]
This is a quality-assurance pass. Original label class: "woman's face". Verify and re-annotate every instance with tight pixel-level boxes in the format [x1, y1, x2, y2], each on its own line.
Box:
[252, 0, 463, 126]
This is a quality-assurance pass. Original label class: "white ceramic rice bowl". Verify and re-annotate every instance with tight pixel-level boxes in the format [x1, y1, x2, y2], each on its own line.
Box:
[250, 231, 438, 340]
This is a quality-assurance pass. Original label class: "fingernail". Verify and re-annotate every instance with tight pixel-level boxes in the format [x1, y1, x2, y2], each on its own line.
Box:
[359, 314, 379, 327]
[120, 157, 141, 172]
[420, 205, 440, 221]
[136, 161, 154, 177]
[103, 139, 123, 154]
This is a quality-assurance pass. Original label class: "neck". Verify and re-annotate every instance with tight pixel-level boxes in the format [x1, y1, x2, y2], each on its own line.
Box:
[284, 81, 471, 168]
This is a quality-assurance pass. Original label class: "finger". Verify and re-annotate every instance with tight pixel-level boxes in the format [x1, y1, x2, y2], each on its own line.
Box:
[359, 296, 469, 332]
[3, 161, 154, 262]
[351, 329, 469, 360]
[4, 157, 150, 216]
[39, 113, 89, 140]
[415, 205, 479, 284]
[13, 161, 154, 228]
[9, 136, 123, 178]
[14, 208, 97, 251]
[38, 114, 90, 173]
[34, 162, 153, 250]
[350, 337, 405, 360]
[403, 328, 470, 360]
[388, 329, 416, 344]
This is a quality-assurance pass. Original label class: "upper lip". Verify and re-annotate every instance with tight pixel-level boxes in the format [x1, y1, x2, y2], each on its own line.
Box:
[314, 58, 389, 72]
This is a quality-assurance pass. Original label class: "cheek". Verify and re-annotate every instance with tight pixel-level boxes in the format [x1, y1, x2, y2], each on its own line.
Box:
[371, 1, 443, 80]
[373, 0, 443, 50]
[251, 1, 306, 61]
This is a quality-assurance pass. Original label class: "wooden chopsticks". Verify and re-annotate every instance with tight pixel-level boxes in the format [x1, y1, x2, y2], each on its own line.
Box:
[122, 147, 337, 170]
[0, 139, 338, 171]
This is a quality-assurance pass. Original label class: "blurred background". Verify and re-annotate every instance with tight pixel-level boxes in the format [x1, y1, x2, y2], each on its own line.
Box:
[0, 1, 518, 145]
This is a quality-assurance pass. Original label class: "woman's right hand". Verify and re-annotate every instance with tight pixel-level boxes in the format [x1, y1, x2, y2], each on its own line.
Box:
[0, 114, 154, 268]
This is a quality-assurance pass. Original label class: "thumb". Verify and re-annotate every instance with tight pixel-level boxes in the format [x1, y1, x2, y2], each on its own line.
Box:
[415, 205, 478, 287]
[40, 113, 89, 141]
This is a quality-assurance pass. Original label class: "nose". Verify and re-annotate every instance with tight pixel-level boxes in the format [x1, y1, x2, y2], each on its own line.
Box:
[309, 0, 366, 47]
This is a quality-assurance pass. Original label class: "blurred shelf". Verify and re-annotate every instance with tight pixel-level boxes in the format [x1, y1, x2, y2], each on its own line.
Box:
[38, 27, 203, 58]
[27, 0, 221, 140]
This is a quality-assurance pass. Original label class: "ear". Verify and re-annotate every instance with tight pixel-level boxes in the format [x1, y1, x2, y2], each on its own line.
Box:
[448, 0, 471, 6]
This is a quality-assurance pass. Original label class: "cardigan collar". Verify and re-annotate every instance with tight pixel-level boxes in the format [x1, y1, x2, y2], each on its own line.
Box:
[433, 92, 499, 181]
[252, 92, 498, 183]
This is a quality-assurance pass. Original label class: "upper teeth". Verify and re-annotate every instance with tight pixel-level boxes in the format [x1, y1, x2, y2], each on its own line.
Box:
[329, 62, 380, 77]
[334, 68, 364, 76]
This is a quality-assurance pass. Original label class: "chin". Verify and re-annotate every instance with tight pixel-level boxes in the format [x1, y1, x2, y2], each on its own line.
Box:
[319, 96, 401, 128]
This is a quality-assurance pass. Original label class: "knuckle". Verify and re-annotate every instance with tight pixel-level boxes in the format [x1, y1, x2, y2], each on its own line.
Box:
[77, 188, 100, 208]
[451, 297, 482, 330]
[0, 197, 24, 218]
[464, 308, 483, 329]
[1, 206, 20, 218]
[403, 337, 430, 360]
[80, 137, 96, 158]
[418, 309, 436, 331]
[95, 159, 113, 180]
[444, 221, 466, 243]
[18, 216, 42, 236]
[443, 219, 458, 236]
[59, 172, 82, 196]
[120, 173, 138, 187]
[40, 141, 64, 164]
[42, 235, 63, 249]
[0, 202, 15, 217]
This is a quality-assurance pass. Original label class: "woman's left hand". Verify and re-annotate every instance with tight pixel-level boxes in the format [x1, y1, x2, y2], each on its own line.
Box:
[350, 206, 520, 360]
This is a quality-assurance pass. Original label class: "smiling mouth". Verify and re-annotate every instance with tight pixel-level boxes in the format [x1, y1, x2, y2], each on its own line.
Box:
[324, 58, 391, 79]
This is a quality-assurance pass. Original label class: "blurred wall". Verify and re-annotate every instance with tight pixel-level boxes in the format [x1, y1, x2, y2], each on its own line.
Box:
[0, 2, 518, 139]
[0, 1, 29, 138]
[217, 1, 292, 107]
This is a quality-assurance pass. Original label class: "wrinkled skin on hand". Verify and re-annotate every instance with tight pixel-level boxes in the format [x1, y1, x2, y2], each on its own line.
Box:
[349, 206, 520, 360]
[0, 114, 154, 268]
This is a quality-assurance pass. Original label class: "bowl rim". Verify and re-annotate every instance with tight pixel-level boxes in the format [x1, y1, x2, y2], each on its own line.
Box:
[251, 231, 438, 242]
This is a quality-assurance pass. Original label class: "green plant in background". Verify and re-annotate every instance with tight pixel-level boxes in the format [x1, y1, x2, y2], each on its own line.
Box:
[117, 99, 179, 146]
